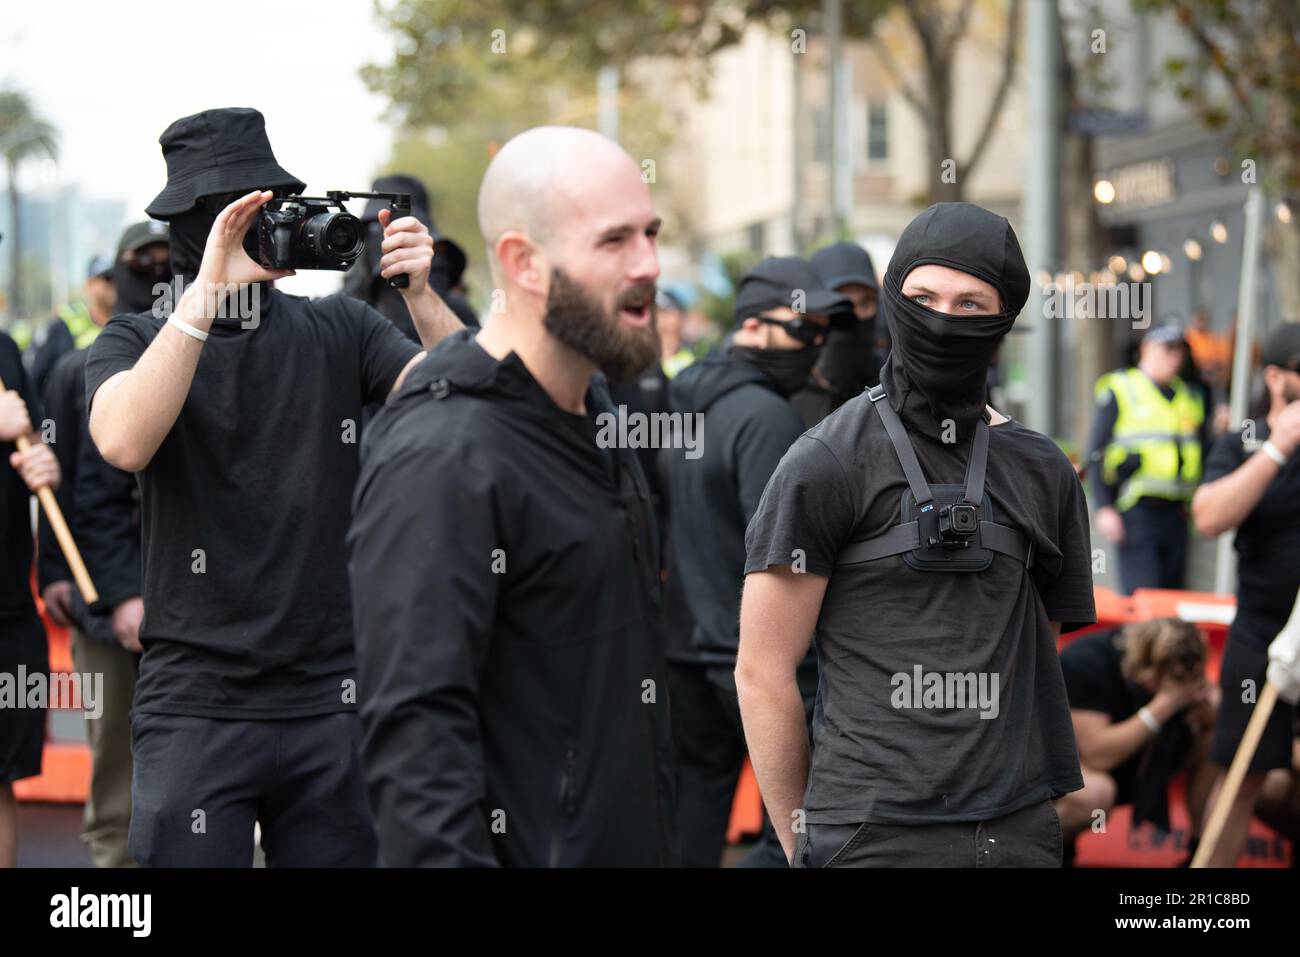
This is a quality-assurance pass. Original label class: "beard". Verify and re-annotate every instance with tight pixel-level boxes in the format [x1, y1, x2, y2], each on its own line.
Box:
[543, 267, 660, 384]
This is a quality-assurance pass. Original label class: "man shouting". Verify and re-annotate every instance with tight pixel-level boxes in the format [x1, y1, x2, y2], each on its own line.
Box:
[738, 203, 1096, 867]
[85, 107, 461, 867]
[349, 126, 677, 867]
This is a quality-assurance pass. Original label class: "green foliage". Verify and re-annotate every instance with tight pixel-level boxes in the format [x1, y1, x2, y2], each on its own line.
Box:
[1135, 0, 1300, 191]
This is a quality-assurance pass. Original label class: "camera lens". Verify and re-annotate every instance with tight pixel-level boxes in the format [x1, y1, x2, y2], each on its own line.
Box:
[304, 211, 364, 260]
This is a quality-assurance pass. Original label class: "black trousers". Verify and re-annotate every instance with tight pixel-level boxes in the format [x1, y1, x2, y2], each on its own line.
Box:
[128, 711, 378, 867]
[667, 657, 818, 868]
[1117, 499, 1188, 595]
[794, 800, 1063, 868]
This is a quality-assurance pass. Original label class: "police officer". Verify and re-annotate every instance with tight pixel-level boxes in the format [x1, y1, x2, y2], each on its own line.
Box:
[1088, 325, 1207, 594]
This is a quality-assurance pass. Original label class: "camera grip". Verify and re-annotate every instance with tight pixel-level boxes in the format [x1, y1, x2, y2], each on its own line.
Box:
[387, 199, 411, 289]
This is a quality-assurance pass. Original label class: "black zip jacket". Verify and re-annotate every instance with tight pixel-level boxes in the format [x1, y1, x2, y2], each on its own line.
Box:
[348, 330, 677, 867]
[664, 351, 807, 664]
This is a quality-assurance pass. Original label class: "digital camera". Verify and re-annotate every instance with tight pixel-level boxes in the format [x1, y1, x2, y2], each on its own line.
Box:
[937, 502, 979, 546]
[256, 189, 412, 287]
[257, 195, 364, 271]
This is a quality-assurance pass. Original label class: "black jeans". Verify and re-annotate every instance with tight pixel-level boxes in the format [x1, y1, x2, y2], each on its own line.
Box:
[128, 711, 378, 867]
[793, 800, 1063, 868]
[1116, 499, 1188, 595]
[668, 658, 818, 868]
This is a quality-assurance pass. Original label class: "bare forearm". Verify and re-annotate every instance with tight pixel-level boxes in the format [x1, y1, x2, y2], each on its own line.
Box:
[736, 666, 811, 857]
[404, 287, 463, 352]
[89, 287, 212, 471]
[1192, 454, 1278, 536]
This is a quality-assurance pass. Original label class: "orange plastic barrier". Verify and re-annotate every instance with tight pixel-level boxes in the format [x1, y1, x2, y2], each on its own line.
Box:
[15, 574, 91, 804]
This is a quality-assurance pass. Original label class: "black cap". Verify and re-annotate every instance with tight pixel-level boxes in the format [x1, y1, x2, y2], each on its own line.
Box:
[87, 255, 113, 281]
[734, 256, 853, 327]
[361, 173, 467, 287]
[1142, 324, 1188, 347]
[116, 220, 169, 259]
[145, 108, 306, 219]
[811, 241, 879, 292]
[1261, 322, 1300, 372]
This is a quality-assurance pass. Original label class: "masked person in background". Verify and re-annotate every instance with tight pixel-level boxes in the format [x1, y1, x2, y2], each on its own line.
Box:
[664, 257, 849, 867]
[38, 220, 169, 867]
[0, 323, 61, 868]
[1191, 322, 1300, 866]
[84, 107, 461, 867]
[792, 241, 881, 427]
[344, 173, 479, 338]
[738, 203, 1097, 868]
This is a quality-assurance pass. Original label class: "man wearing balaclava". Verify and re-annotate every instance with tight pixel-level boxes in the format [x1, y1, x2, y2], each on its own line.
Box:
[37, 220, 168, 866]
[83, 107, 462, 867]
[737, 203, 1097, 867]
[791, 240, 882, 427]
[664, 256, 849, 867]
[343, 172, 480, 340]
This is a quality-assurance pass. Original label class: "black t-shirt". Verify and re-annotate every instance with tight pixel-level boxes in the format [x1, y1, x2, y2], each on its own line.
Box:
[744, 393, 1096, 824]
[84, 290, 420, 718]
[1203, 423, 1300, 646]
[0, 332, 41, 620]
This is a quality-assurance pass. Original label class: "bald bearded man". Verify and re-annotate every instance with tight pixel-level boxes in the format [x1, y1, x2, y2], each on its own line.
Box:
[349, 126, 677, 867]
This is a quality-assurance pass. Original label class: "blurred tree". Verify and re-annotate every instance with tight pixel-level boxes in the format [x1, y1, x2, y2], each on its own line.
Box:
[0, 89, 58, 322]
[1136, 0, 1300, 319]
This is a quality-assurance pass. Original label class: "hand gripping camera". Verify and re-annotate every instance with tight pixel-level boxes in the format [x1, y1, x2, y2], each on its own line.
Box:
[257, 190, 412, 288]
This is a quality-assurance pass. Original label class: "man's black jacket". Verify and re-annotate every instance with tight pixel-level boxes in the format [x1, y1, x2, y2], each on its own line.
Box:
[37, 347, 141, 642]
[664, 350, 807, 664]
[348, 330, 677, 867]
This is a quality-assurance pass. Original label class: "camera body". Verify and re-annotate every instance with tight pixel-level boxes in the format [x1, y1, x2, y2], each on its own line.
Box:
[255, 190, 411, 288]
[937, 502, 979, 546]
[257, 196, 364, 272]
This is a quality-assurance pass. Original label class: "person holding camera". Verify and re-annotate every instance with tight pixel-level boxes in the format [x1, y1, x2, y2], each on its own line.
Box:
[1054, 618, 1218, 864]
[84, 107, 461, 867]
[737, 203, 1096, 868]
[1191, 322, 1300, 867]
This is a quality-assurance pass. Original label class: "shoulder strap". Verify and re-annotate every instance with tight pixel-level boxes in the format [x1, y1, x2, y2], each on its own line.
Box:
[963, 419, 990, 507]
[867, 386, 932, 507]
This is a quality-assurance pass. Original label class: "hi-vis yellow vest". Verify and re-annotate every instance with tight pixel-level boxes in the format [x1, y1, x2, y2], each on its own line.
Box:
[1096, 367, 1204, 511]
[56, 301, 102, 350]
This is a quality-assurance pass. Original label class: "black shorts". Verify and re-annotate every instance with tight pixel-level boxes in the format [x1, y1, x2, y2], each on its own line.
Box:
[0, 611, 49, 785]
[1212, 629, 1298, 773]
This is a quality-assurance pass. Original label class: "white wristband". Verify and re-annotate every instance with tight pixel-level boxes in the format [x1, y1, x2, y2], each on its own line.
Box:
[167, 313, 209, 343]
[1261, 440, 1288, 467]
[1138, 706, 1162, 735]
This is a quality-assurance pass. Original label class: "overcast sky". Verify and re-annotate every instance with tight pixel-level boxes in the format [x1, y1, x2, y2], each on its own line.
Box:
[3, 0, 399, 295]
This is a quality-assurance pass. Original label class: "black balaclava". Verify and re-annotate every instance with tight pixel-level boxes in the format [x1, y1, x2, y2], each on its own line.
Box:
[167, 202, 267, 326]
[113, 245, 172, 315]
[877, 202, 1030, 439]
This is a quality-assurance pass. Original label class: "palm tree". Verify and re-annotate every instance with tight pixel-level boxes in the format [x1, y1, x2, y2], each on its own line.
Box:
[0, 91, 58, 322]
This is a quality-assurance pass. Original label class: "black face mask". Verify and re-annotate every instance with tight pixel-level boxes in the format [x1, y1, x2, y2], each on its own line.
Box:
[814, 319, 876, 400]
[167, 203, 265, 324]
[876, 203, 1030, 439]
[730, 344, 821, 397]
[112, 253, 172, 315]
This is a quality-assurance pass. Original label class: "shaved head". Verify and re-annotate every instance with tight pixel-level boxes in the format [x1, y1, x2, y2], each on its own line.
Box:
[476, 125, 662, 383]
[478, 126, 648, 279]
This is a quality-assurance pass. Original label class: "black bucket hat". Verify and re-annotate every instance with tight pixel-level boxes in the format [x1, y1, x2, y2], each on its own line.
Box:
[360, 173, 467, 286]
[145, 108, 306, 220]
